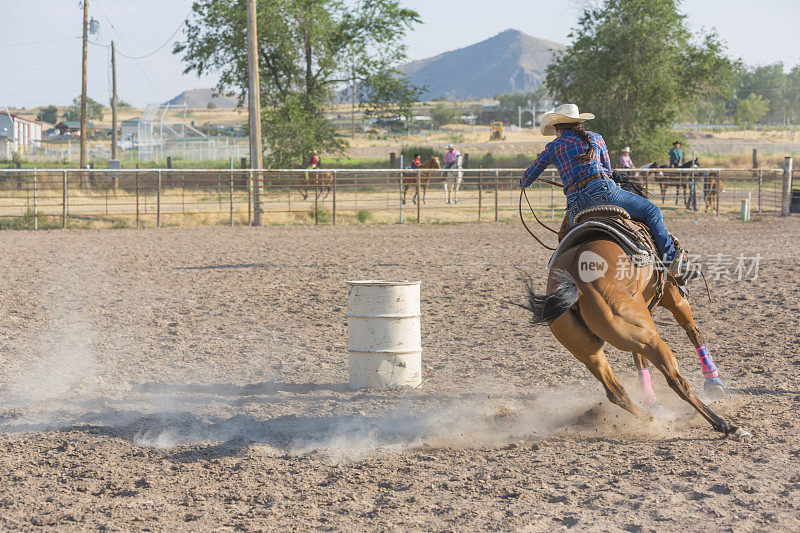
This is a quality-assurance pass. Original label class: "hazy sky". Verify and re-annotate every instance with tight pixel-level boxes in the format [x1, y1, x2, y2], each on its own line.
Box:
[2, 0, 798, 109]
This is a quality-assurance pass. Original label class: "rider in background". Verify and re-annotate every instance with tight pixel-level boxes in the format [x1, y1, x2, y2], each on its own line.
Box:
[409, 153, 422, 169]
[520, 104, 696, 284]
[669, 141, 683, 168]
[619, 146, 634, 169]
[443, 144, 460, 169]
[308, 150, 321, 169]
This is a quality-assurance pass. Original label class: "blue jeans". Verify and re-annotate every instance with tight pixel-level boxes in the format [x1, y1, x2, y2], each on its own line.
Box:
[566, 178, 676, 263]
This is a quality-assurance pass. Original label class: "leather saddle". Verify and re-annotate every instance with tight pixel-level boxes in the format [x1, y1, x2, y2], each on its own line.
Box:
[550, 205, 660, 268]
[549, 205, 668, 311]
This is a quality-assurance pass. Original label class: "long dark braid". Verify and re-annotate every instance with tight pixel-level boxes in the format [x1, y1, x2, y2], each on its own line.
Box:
[554, 122, 595, 163]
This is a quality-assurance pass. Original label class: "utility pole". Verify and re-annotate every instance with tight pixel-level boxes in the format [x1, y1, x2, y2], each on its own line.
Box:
[245, 0, 263, 226]
[80, 0, 89, 169]
[111, 40, 118, 160]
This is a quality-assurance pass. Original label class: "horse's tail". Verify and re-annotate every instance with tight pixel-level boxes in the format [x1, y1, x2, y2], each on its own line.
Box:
[516, 269, 579, 325]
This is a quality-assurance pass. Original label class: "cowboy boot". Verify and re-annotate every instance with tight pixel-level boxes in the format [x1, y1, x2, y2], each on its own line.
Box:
[667, 247, 700, 286]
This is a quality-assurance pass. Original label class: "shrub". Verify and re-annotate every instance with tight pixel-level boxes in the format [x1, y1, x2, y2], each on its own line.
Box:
[356, 209, 371, 223]
[308, 207, 331, 223]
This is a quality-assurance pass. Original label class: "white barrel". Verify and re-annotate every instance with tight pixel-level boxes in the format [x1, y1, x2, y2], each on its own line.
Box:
[346, 280, 422, 389]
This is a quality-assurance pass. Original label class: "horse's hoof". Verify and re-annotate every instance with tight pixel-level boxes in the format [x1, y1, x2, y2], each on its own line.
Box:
[728, 426, 752, 440]
[704, 377, 725, 401]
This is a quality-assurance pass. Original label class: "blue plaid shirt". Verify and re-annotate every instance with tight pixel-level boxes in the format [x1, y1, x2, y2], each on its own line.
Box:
[521, 130, 612, 191]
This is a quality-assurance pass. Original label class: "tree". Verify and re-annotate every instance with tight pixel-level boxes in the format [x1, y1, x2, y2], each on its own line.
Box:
[494, 87, 547, 125]
[63, 96, 105, 122]
[358, 70, 422, 124]
[36, 105, 58, 124]
[430, 102, 461, 127]
[545, 0, 738, 160]
[117, 99, 133, 108]
[175, 0, 420, 167]
[735, 93, 770, 128]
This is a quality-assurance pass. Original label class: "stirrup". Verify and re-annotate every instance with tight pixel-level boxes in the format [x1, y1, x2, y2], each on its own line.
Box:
[668, 248, 700, 286]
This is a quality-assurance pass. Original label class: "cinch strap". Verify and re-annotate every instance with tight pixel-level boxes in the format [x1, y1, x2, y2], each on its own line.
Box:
[697, 345, 718, 378]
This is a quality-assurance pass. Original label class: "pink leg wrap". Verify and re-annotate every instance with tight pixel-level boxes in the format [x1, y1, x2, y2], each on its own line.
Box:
[697, 345, 719, 378]
[638, 369, 656, 404]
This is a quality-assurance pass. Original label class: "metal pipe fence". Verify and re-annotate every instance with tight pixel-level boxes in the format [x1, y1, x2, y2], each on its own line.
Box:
[0, 167, 791, 229]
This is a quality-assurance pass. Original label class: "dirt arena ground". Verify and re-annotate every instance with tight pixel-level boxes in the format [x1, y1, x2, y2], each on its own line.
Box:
[0, 217, 798, 531]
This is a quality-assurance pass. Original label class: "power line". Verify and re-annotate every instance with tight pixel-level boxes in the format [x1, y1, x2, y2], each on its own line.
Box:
[91, 0, 165, 100]
[115, 20, 186, 60]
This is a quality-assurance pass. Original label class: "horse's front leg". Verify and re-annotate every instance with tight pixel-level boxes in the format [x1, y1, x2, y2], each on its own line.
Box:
[660, 282, 725, 400]
[454, 175, 462, 203]
[444, 177, 450, 204]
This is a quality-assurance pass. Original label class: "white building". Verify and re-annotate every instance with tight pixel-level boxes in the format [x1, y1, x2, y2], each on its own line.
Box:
[0, 112, 43, 155]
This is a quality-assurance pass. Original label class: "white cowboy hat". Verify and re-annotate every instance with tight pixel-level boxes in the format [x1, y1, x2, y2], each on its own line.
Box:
[539, 103, 595, 136]
[623, 146, 631, 153]
[447, 144, 454, 149]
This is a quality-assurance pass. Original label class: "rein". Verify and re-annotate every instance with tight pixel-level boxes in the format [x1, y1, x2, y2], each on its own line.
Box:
[519, 185, 559, 251]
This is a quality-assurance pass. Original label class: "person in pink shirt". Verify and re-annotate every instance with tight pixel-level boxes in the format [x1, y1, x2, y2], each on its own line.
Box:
[619, 146, 634, 169]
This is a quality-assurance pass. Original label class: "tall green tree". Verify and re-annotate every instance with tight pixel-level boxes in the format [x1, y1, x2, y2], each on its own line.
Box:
[545, 0, 738, 160]
[36, 105, 58, 124]
[737, 63, 791, 125]
[63, 96, 105, 122]
[735, 93, 770, 128]
[175, 0, 420, 166]
[494, 87, 548, 125]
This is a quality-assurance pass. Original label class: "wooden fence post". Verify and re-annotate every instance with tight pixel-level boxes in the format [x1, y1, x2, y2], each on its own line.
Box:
[156, 170, 161, 228]
[229, 160, 234, 227]
[715, 171, 720, 217]
[62, 170, 67, 229]
[247, 170, 252, 226]
[332, 170, 337, 225]
[494, 169, 499, 222]
[782, 157, 793, 216]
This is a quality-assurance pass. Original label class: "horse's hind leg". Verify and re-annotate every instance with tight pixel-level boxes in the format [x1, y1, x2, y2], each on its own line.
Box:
[550, 310, 642, 417]
[444, 178, 450, 204]
[454, 175, 462, 203]
[660, 283, 725, 400]
[632, 352, 657, 406]
[582, 297, 746, 437]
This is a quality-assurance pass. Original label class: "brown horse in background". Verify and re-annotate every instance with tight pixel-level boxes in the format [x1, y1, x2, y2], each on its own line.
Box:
[521, 236, 749, 439]
[400, 157, 441, 205]
[299, 169, 334, 201]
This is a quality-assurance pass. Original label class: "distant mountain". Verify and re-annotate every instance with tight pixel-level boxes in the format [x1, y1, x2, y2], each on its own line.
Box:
[164, 89, 237, 109]
[398, 29, 565, 100]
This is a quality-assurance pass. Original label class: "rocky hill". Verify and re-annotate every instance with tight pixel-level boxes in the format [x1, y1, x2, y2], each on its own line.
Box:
[398, 29, 564, 100]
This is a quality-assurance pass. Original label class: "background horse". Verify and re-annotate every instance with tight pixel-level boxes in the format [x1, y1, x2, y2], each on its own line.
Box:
[443, 154, 463, 204]
[299, 169, 334, 201]
[703, 171, 723, 213]
[644, 159, 699, 205]
[401, 157, 441, 205]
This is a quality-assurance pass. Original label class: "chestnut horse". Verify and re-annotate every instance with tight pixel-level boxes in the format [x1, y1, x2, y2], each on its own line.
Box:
[400, 157, 441, 205]
[299, 169, 334, 201]
[521, 233, 749, 438]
